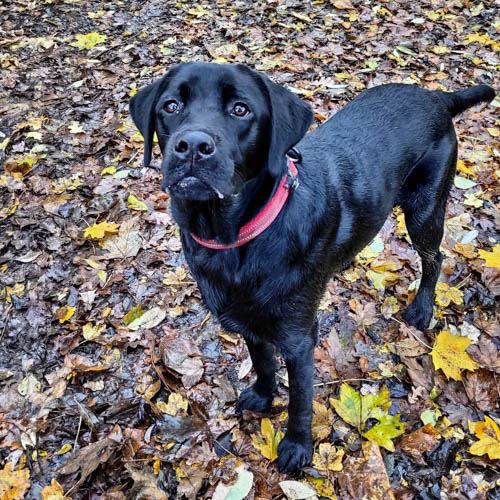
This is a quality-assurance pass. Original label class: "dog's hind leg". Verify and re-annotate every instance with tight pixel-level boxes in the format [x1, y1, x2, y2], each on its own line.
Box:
[400, 135, 457, 330]
[236, 337, 278, 413]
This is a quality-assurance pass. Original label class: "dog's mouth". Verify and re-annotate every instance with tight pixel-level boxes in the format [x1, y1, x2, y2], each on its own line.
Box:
[168, 176, 225, 201]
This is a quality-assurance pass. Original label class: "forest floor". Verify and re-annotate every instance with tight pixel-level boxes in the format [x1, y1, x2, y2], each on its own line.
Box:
[0, 0, 499, 498]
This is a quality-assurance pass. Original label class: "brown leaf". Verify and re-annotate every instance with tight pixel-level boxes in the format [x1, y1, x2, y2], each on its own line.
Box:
[57, 428, 122, 489]
[126, 465, 168, 500]
[399, 424, 440, 465]
[468, 336, 500, 373]
[337, 440, 395, 500]
[463, 369, 499, 411]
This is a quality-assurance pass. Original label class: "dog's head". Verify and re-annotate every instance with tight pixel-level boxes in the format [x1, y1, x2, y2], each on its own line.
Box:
[130, 62, 313, 201]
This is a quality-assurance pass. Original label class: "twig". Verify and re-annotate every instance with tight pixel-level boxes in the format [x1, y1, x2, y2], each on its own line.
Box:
[393, 317, 432, 350]
[314, 378, 374, 387]
[73, 415, 82, 452]
[0, 304, 12, 342]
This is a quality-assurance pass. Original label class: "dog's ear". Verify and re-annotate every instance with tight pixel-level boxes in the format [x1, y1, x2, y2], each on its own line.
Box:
[257, 71, 313, 177]
[129, 79, 163, 168]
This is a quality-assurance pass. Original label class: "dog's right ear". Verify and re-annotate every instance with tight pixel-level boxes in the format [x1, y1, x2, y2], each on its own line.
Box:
[129, 79, 163, 168]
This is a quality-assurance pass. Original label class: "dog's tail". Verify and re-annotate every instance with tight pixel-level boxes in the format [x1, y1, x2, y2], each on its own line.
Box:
[439, 85, 495, 117]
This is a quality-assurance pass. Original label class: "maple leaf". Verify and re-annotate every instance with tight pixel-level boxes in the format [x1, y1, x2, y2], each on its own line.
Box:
[330, 384, 390, 428]
[84, 221, 120, 240]
[251, 418, 284, 461]
[41, 478, 72, 499]
[159, 392, 189, 416]
[312, 442, 345, 471]
[434, 282, 463, 308]
[362, 414, 405, 452]
[82, 322, 105, 340]
[430, 330, 478, 381]
[469, 416, 500, 460]
[0, 463, 30, 499]
[70, 32, 107, 50]
[478, 244, 500, 269]
[312, 400, 334, 441]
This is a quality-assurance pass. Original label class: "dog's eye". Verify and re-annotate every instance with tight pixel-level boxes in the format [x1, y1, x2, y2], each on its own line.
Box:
[164, 100, 179, 113]
[232, 103, 250, 117]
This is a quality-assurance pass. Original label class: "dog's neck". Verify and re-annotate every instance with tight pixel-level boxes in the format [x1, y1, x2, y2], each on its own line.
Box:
[170, 170, 277, 246]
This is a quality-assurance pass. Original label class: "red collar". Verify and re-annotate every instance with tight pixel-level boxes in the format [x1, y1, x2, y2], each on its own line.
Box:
[190, 156, 299, 250]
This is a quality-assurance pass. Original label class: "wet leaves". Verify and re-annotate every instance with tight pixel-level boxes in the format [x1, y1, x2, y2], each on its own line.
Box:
[469, 416, 500, 460]
[251, 418, 284, 462]
[0, 0, 498, 496]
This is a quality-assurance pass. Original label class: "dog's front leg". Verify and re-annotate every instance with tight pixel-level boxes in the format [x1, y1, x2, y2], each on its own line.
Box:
[277, 333, 314, 473]
[236, 337, 278, 413]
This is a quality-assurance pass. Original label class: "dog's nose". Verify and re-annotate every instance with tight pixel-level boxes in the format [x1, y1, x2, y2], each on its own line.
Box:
[174, 131, 216, 159]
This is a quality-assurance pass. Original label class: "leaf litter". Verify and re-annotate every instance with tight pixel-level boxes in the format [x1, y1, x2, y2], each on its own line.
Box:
[0, 0, 498, 498]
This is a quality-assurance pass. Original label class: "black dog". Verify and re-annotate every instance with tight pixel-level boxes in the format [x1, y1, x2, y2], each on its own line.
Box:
[130, 62, 494, 473]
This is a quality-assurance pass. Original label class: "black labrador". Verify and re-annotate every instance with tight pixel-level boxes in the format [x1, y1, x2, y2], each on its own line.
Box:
[130, 62, 494, 473]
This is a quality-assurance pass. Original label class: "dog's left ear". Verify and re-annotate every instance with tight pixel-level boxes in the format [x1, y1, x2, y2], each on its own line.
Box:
[255, 70, 313, 177]
[129, 79, 163, 168]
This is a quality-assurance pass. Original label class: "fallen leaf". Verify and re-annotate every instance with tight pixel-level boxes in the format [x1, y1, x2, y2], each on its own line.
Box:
[312, 442, 344, 471]
[362, 414, 405, 452]
[102, 217, 142, 259]
[123, 304, 144, 325]
[399, 424, 440, 464]
[469, 416, 500, 460]
[127, 194, 148, 212]
[55, 306, 75, 324]
[434, 282, 463, 307]
[333, 0, 354, 9]
[0, 463, 30, 500]
[312, 400, 334, 441]
[70, 32, 107, 50]
[280, 480, 317, 499]
[128, 307, 166, 330]
[40, 478, 71, 499]
[251, 418, 284, 461]
[223, 465, 254, 500]
[337, 440, 395, 500]
[84, 221, 120, 240]
[478, 244, 500, 269]
[430, 330, 478, 380]
[159, 392, 188, 416]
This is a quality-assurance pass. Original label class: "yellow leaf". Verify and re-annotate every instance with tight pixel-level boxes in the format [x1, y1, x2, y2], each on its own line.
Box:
[0, 137, 10, 150]
[312, 400, 334, 441]
[453, 243, 477, 259]
[97, 270, 107, 284]
[0, 463, 30, 499]
[486, 127, 500, 137]
[168, 305, 184, 318]
[306, 477, 337, 500]
[127, 194, 148, 212]
[431, 46, 451, 54]
[251, 418, 284, 461]
[70, 32, 107, 50]
[55, 306, 75, 324]
[330, 384, 390, 428]
[84, 221, 120, 240]
[469, 416, 500, 460]
[160, 392, 189, 416]
[4, 283, 25, 303]
[41, 478, 72, 499]
[362, 414, 405, 452]
[434, 282, 463, 307]
[478, 244, 500, 269]
[55, 443, 73, 455]
[456, 160, 476, 178]
[463, 192, 483, 208]
[82, 322, 105, 340]
[312, 443, 344, 471]
[366, 269, 400, 291]
[100, 166, 117, 175]
[136, 375, 161, 400]
[430, 330, 478, 381]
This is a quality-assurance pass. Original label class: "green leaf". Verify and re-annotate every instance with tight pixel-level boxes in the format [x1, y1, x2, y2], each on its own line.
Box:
[454, 176, 477, 189]
[225, 465, 254, 500]
[362, 414, 405, 452]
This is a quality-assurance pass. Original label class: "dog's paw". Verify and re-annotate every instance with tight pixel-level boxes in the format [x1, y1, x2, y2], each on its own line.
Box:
[403, 302, 432, 330]
[236, 385, 273, 414]
[277, 435, 312, 474]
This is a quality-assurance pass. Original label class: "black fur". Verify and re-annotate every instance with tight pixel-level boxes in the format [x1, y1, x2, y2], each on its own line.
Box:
[130, 62, 494, 473]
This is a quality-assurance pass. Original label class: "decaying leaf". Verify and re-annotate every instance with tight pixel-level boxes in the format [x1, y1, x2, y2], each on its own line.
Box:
[337, 440, 395, 500]
[399, 424, 440, 464]
[434, 282, 464, 308]
[430, 330, 478, 380]
[312, 442, 344, 471]
[280, 480, 317, 500]
[312, 400, 334, 441]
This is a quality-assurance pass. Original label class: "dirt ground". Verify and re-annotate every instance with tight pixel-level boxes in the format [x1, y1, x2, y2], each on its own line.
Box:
[0, 0, 499, 498]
